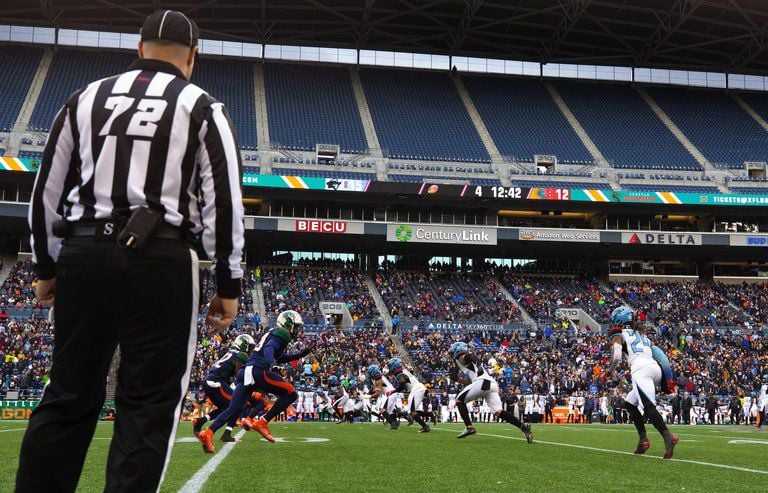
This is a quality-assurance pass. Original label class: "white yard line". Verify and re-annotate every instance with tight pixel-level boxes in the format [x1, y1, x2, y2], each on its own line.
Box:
[0, 427, 27, 432]
[178, 429, 247, 493]
[432, 427, 768, 475]
[578, 425, 766, 441]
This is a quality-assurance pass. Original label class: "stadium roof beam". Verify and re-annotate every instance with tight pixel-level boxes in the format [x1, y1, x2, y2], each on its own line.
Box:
[1, 0, 768, 75]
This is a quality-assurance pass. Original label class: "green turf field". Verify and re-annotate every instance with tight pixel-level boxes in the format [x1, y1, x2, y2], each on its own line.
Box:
[1, 420, 766, 492]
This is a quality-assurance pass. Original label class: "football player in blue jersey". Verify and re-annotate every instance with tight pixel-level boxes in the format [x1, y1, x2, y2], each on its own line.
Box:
[198, 311, 312, 452]
[192, 334, 255, 442]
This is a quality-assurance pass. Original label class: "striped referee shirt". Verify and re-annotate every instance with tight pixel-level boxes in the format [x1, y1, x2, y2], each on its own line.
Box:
[29, 58, 244, 298]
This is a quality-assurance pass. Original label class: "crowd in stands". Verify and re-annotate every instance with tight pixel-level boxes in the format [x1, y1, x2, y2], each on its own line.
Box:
[611, 280, 750, 328]
[403, 323, 766, 406]
[375, 270, 522, 325]
[0, 318, 52, 397]
[260, 267, 379, 326]
[2, 260, 767, 414]
[499, 275, 615, 326]
[0, 261, 43, 312]
[711, 282, 768, 326]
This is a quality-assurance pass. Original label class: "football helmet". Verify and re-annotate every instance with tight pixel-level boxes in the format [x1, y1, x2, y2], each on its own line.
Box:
[329, 375, 339, 386]
[449, 341, 469, 360]
[232, 334, 256, 353]
[276, 310, 304, 336]
[609, 306, 634, 326]
[387, 358, 403, 372]
[367, 365, 381, 378]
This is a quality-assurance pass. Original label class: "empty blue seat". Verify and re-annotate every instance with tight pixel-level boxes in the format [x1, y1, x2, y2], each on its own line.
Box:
[264, 64, 367, 154]
[360, 69, 489, 163]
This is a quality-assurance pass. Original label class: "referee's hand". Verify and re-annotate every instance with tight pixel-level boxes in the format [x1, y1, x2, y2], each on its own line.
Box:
[35, 278, 56, 307]
[206, 294, 237, 334]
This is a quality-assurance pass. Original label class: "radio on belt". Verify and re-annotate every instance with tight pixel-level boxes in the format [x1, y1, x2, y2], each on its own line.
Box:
[118, 206, 163, 250]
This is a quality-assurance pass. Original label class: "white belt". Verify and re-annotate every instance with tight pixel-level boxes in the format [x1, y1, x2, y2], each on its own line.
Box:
[206, 380, 221, 388]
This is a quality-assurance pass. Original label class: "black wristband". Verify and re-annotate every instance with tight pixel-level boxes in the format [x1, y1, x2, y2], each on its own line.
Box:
[33, 263, 56, 281]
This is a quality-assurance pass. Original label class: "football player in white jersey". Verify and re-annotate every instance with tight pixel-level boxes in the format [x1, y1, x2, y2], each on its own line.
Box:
[447, 390, 458, 422]
[387, 358, 431, 433]
[328, 375, 348, 423]
[367, 365, 400, 428]
[449, 342, 533, 442]
[604, 307, 678, 459]
[758, 374, 768, 429]
[314, 386, 334, 421]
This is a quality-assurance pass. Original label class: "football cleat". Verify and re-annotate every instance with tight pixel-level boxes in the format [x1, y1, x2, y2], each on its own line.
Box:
[220, 432, 241, 443]
[253, 418, 275, 443]
[457, 426, 476, 439]
[522, 423, 534, 444]
[663, 434, 678, 459]
[389, 422, 400, 430]
[197, 428, 215, 454]
[634, 440, 651, 454]
[418, 425, 431, 433]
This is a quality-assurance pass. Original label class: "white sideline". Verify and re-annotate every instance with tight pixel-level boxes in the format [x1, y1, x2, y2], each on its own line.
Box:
[432, 427, 768, 475]
[0, 427, 27, 433]
[178, 429, 247, 493]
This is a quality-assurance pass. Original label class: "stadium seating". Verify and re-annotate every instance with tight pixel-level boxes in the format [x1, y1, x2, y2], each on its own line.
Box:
[510, 180, 608, 189]
[360, 69, 489, 163]
[462, 76, 591, 163]
[271, 167, 376, 180]
[645, 87, 768, 167]
[17, 150, 43, 161]
[738, 92, 768, 128]
[0, 46, 43, 132]
[374, 270, 522, 324]
[0, 261, 42, 312]
[264, 64, 367, 154]
[500, 275, 616, 326]
[554, 81, 701, 170]
[29, 49, 135, 131]
[192, 58, 258, 150]
[620, 184, 720, 193]
[260, 267, 379, 326]
[389, 174, 500, 186]
[729, 187, 768, 195]
[610, 280, 749, 327]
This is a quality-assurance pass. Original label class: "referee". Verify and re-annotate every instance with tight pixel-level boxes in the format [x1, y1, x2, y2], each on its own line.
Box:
[16, 10, 244, 492]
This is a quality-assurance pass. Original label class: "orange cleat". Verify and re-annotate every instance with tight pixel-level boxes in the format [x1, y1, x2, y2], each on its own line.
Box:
[253, 418, 275, 443]
[198, 428, 216, 454]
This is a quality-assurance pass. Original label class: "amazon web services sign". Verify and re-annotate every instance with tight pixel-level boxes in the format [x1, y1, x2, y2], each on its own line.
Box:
[386, 224, 497, 245]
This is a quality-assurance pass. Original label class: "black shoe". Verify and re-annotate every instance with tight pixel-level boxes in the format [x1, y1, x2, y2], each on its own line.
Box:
[418, 425, 431, 433]
[522, 423, 534, 444]
[220, 430, 240, 443]
[406, 417, 415, 426]
[389, 422, 400, 430]
[192, 418, 203, 436]
[457, 426, 476, 439]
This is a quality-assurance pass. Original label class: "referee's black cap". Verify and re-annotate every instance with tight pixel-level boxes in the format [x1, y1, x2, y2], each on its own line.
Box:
[141, 10, 199, 47]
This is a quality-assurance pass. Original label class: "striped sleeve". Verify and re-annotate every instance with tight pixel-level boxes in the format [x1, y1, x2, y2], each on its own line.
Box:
[197, 100, 245, 299]
[28, 104, 77, 280]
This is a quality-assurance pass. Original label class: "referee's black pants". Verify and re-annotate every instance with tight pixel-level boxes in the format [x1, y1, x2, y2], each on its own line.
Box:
[16, 237, 199, 493]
